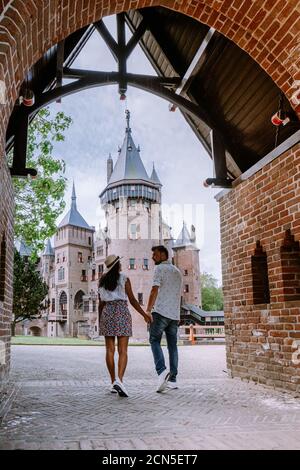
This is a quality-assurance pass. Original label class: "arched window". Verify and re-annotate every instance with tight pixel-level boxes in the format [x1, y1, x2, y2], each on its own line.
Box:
[74, 290, 85, 310]
[251, 241, 270, 304]
[59, 291, 67, 317]
[0, 233, 6, 302]
[280, 229, 300, 301]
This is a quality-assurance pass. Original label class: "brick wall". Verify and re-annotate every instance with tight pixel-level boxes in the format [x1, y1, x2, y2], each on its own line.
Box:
[219, 144, 300, 393]
[0, 153, 14, 386]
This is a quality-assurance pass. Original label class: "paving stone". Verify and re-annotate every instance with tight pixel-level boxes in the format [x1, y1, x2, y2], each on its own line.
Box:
[1, 345, 300, 450]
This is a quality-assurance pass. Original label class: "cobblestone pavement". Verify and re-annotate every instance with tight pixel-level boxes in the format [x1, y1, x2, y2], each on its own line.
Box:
[1, 345, 300, 450]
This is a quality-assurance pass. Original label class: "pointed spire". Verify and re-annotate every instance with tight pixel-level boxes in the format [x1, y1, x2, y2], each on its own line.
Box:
[43, 239, 54, 257]
[125, 109, 131, 133]
[71, 181, 77, 210]
[150, 162, 162, 186]
[58, 182, 91, 230]
[173, 221, 194, 248]
[105, 110, 151, 185]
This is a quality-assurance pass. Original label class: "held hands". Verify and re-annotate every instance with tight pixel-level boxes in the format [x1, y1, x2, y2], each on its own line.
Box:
[143, 310, 153, 324]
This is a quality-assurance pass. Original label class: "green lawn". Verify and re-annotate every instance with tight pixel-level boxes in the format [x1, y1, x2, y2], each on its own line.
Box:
[11, 335, 105, 346]
[11, 335, 154, 346]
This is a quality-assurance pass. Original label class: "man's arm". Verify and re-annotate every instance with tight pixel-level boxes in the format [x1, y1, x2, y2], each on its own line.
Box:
[146, 286, 159, 313]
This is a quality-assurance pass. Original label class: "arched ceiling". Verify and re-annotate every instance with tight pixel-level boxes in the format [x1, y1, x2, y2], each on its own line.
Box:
[6, 6, 299, 184]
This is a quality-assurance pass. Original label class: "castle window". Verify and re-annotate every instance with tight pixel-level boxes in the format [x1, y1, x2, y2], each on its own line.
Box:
[97, 246, 104, 257]
[184, 269, 188, 276]
[88, 237, 91, 245]
[129, 258, 135, 270]
[59, 291, 67, 319]
[0, 234, 7, 302]
[251, 241, 270, 304]
[56, 254, 60, 264]
[51, 299, 55, 313]
[81, 270, 87, 282]
[280, 229, 300, 301]
[84, 300, 89, 312]
[78, 252, 83, 263]
[98, 264, 104, 278]
[130, 224, 137, 239]
[92, 269, 96, 281]
[184, 284, 189, 293]
[143, 259, 149, 270]
[74, 290, 84, 309]
[92, 300, 96, 312]
[138, 293, 144, 305]
[62, 252, 66, 262]
[58, 267, 65, 281]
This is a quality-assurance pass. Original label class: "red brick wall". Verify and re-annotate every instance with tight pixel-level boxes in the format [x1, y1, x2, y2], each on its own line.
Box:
[0, 151, 14, 384]
[219, 144, 300, 393]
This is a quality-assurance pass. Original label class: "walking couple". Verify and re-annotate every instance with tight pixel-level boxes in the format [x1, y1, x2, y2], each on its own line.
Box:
[98, 245, 183, 397]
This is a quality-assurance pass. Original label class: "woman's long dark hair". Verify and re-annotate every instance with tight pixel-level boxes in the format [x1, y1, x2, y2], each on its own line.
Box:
[99, 261, 121, 291]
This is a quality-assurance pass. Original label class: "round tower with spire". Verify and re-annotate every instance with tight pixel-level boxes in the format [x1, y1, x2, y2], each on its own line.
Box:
[97, 110, 166, 338]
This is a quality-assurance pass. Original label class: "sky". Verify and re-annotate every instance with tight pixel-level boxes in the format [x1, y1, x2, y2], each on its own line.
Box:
[49, 15, 222, 284]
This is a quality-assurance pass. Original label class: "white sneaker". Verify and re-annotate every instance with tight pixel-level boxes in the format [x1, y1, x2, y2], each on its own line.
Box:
[167, 381, 178, 389]
[113, 379, 129, 397]
[109, 384, 118, 393]
[156, 370, 170, 393]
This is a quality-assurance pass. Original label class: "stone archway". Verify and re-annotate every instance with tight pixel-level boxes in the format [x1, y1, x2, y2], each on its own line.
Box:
[29, 326, 42, 337]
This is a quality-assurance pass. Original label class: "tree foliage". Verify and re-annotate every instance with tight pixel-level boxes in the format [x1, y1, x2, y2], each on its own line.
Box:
[12, 250, 49, 333]
[9, 108, 72, 258]
[201, 272, 224, 311]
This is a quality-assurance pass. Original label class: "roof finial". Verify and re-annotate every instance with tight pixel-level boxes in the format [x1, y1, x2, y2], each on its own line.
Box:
[125, 109, 131, 133]
[71, 181, 77, 210]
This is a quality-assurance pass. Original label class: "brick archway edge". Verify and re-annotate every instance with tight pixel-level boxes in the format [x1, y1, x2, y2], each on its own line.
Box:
[1, 0, 300, 154]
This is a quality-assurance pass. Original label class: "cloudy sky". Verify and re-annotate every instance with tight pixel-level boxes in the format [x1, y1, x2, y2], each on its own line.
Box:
[49, 15, 222, 283]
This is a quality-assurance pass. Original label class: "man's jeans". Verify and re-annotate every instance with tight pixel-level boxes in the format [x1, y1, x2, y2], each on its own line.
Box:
[149, 312, 178, 382]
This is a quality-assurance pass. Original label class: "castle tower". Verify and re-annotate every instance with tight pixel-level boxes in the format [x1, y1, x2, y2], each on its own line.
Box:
[173, 222, 201, 307]
[97, 110, 164, 339]
[54, 183, 95, 337]
[41, 239, 55, 336]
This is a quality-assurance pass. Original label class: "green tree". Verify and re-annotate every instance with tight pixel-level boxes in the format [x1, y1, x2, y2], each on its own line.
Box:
[12, 250, 49, 336]
[9, 108, 72, 258]
[201, 272, 224, 311]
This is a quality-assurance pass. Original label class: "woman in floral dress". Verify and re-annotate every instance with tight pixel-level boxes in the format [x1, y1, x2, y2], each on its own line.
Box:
[98, 255, 152, 397]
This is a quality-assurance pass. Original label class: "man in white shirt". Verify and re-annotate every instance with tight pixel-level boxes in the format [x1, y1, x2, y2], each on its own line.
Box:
[146, 245, 183, 393]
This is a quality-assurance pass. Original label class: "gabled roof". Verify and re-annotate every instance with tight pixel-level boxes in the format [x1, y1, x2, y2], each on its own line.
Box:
[58, 183, 91, 230]
[43, 239, 54, 256]
[107, 110, 152, 186]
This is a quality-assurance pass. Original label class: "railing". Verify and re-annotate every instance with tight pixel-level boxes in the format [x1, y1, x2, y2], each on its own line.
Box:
[179, 325, 225, 344]
[48, 312, 67, 322]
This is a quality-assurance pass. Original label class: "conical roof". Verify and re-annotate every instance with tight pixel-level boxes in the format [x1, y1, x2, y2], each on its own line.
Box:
[173, 222, 195, 248]
[58, 183, 91, 230]
[150, 163, 162, 186]
[15, 239, 32, 257]
[43, 239, 54, 256]
[107, 110, 151, 185]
